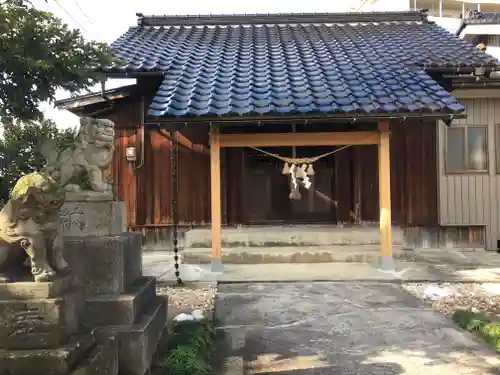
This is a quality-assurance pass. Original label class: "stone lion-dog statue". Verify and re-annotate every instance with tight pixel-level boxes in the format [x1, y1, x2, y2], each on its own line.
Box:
[42, 117, 116, 193]
[0, 172, 69, 282]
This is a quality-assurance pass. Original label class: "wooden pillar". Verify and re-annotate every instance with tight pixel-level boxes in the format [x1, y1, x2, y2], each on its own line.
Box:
[378, 121, 394, 270]
[210, 124, 223, 271]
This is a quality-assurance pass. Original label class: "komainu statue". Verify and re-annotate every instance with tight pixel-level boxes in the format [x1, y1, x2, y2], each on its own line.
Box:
[0, 172, 69, 282]
[42, 117, 116, 194]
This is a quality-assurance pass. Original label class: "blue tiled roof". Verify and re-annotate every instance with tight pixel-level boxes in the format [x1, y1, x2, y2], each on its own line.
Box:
[107, 11, 499, 119]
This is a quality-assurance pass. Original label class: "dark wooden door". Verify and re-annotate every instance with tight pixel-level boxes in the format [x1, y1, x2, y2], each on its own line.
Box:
[242, 151, 337, 224]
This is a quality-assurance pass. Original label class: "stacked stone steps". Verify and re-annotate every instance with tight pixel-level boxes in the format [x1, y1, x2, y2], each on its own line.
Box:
[183, 225, 405, 264]
[100, 297, 166, 375]
[0, 276, 118, 375]
[0, 199, 166, 375]
[81, 276, 157, 327]
[64, 226, 166, 375]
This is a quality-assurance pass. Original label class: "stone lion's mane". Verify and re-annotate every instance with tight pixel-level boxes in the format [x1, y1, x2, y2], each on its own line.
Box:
[77, 118, 113, 148]
[7, 172, 65, 225]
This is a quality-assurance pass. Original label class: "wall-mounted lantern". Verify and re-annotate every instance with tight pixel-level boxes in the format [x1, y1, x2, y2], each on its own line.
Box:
[126, 146, 137, 163]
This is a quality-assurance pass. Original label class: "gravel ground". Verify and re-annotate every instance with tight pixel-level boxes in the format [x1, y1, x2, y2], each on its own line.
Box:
[156, 283, 217, 320]
[402, 282, 500, 317]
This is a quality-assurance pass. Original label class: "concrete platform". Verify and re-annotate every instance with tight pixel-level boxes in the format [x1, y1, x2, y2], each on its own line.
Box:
[183, 245, 410, 264]
[214, 282, 500, 374]
[185, 225, 405, 248]
[143, 250, 500, 283]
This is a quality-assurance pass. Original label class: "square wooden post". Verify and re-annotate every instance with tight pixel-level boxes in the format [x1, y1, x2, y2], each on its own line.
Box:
[378, 121, 395, 271]
[210, 124, 223, 271]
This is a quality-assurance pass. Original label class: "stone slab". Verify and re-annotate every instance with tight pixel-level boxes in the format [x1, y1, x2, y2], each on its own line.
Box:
[64, 233, 142, 296]
[81, 277, 156, 327]
[215, 282, 500, 374]
[69, 337, 118, 375]
[61, 201, 126, 237]
[185, 225, 405, 248]
[0, 293, 83, 349]
[0, 275, 74, 300]
[97, 298, 167, 375]
[124, 232, 143, 287]
[183, 245, 411, 264]
[0, 330, 95, 375]
[65, 191, 114, 202]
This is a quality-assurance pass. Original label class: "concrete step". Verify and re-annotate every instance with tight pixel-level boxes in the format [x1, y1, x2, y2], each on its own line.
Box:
[182, 245, 412, 264]
[185, 225, 404, 248]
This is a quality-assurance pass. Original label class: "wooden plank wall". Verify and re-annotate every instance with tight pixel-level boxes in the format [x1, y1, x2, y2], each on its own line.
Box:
[391, 121, 439, 226]
[106, 100, 211, 228]
[107, 98, 438, 228]
[224, 121, 439, 226]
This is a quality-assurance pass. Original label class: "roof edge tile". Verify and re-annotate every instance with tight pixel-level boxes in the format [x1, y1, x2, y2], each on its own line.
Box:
[135, 9, 429, 27]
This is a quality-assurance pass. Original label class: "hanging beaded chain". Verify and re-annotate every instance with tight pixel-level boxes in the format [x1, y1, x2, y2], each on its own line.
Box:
[171, 130, 182, 285]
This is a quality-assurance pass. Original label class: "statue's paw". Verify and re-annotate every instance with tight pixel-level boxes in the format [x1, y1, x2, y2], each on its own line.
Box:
[34, 270, 56, 282]
[91, 182, 108, 192]
[32, 265, 56, 282]
[65, 184, 81, 192]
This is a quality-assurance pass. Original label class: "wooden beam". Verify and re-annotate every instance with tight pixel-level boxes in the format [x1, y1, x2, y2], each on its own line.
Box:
[378, 121, 393, 269]
[157, 129, 209, 154]
[210, 125, 223, 270]
[219, 131, 380, 148]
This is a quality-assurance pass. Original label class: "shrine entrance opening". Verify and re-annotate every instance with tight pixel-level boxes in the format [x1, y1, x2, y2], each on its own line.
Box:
[209, 123, 394, 270]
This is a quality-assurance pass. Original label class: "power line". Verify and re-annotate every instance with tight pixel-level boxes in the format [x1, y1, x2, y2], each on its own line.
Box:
[69, 0, 107, 41]
[51, 0, 90, 35]
[71, 0, 94, 27]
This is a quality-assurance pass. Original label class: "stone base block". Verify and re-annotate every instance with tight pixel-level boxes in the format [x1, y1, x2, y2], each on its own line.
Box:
[81, 277, 156, 327]
[0, 330, 95, 375]
[60, 200, 126, 237]
[0, 293, 83, 349]
[64, 233, 142, 296]
[69, 337, 118, 375]
[0, 275, 74, 300]
[97, 298, 167, 375]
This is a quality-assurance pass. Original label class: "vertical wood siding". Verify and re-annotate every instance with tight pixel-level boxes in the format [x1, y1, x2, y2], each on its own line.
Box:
[438, 98, 500, 249]
[223, 122, 438, 226]
[106, 99, 438, 229]
[105, 100, 211, 228]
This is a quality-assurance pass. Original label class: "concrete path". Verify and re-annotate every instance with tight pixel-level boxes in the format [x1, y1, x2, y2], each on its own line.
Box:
[215, 282, 500, 375]
[142, 252, 500, 283]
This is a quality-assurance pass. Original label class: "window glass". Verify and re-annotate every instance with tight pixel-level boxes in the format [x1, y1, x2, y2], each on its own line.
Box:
[467, 127, 488, 171]
[446, 127, 466, 173]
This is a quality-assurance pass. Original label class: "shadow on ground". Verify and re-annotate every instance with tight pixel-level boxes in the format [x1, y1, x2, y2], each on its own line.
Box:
[213, 282, 500, 375]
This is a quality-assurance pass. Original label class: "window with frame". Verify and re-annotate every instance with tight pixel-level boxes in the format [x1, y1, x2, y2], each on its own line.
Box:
[445, 125, 488, 174]
[495, 124, 500, 174]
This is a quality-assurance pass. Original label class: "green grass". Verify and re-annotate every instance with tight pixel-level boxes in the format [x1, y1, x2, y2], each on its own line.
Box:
[453, 309, 500, 351]
[158, 319, 216, 375]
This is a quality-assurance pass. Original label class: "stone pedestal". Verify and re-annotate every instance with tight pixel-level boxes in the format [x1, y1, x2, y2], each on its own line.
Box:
[62, 199, 167, 375]
[0, 279, 119, 375]
[60, 199, 126, 237]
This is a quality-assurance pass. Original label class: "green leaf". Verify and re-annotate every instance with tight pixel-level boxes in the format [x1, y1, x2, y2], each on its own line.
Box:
[0, 119, 77, 204]
[0, 0, 112, 122]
